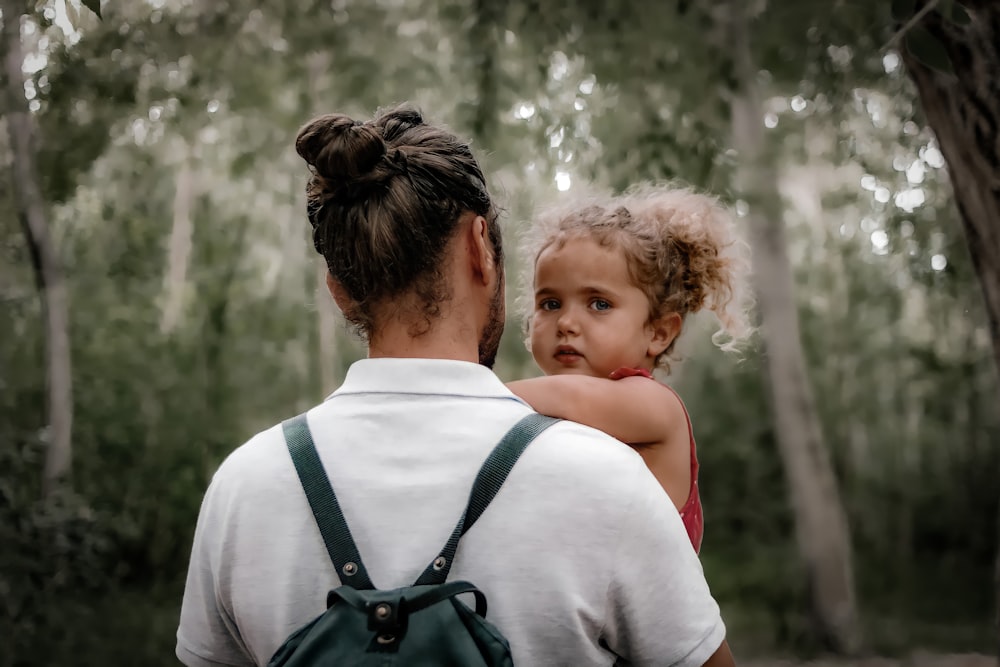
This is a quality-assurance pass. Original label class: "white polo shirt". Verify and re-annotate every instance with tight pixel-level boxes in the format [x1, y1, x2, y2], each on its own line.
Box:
[176, 358, 725, 666]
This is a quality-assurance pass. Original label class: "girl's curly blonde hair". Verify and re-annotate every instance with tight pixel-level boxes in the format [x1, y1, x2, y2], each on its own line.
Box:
[520, 183, 754, 371]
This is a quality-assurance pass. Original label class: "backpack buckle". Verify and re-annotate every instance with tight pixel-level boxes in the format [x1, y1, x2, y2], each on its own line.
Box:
[366, 593, 409, 650]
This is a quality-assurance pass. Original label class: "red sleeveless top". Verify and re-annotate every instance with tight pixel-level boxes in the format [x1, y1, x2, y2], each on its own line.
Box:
[609, 368, 704, 553]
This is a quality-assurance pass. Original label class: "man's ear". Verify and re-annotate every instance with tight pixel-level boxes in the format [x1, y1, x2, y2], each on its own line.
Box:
[467, 214, 497, 287]
[647, 312, 682, 358]
[326, 271, 354, 313]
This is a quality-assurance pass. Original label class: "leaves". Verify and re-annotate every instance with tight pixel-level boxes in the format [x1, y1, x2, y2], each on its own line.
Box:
[891, 0, 972, 26]
[940, 0, 973, 25]
[81, 0, 101, 19]
[905, 24, 955, 75]
[891, 0, 917, 22]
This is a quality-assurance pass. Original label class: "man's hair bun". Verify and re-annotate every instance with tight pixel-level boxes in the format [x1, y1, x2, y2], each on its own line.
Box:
[295, 114, 387, 187]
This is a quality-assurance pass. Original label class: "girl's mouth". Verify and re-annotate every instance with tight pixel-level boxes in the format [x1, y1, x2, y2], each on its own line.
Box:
[555, 346, 583, 363]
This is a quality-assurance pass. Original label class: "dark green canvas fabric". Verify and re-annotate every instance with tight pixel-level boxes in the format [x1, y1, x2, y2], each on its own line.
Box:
[268, 582, 511, 667]
[267, 412, 559, 667]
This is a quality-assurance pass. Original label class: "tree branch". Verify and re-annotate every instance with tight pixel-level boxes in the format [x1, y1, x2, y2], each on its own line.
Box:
[882, 0, 942, 51]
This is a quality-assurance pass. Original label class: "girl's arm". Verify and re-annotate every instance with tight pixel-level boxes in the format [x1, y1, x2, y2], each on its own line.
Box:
[507, 375, 684, 446]
[508, 375, 692, 509]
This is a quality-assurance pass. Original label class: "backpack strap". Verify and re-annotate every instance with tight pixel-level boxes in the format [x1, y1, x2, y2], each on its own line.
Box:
[283, 411, 560, 591]
[283, 413, 376, 590]
[413, 413, 560, 586]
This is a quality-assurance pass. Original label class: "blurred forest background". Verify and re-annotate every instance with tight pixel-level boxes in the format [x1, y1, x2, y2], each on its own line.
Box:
[2, 0, 999, 665]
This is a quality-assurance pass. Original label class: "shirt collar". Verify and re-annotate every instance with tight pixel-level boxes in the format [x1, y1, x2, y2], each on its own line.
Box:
[329, 357, 526, 403]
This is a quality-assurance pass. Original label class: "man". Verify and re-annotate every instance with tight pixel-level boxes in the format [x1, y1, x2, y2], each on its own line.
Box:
[177, 105, 735, 666]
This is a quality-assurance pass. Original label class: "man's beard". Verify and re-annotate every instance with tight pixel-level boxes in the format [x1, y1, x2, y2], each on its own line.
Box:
[477, 271, 505, 369]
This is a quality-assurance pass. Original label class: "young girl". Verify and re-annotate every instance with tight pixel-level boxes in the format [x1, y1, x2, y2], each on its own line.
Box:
[507, 184, 753, 553]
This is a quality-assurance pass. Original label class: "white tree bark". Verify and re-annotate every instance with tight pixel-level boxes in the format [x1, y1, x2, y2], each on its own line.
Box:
[728, 0, 861, 653]
[3, 2, 73, 495]
[160, 151, 195, 334]
[304, 51, 340, 395]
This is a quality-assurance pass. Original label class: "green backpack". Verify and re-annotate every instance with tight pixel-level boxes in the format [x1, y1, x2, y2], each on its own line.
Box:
[267, 412, 560, 667]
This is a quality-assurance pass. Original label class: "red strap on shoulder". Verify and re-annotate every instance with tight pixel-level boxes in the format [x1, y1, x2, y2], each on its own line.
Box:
[608, 367, 655, 380]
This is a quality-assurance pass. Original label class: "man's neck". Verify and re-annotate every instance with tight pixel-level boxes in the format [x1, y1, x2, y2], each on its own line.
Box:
[367, 316, 480, 364]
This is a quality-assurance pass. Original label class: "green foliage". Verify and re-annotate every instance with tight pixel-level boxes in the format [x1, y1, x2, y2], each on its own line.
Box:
[905, 25, 955, 75]
[892, 0, 918, 21]
[891, 0, 975, 76]
[82, 0, 102, 19]
[941, 0, 972, 25]
[0, 444, 119, 666]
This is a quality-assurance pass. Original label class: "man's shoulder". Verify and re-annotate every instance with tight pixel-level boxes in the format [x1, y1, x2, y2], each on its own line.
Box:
[206, 408, 649, 502]
[208, 422, 289, 490]
[537, 418, 640, 456]
[523, 419, 648, 489]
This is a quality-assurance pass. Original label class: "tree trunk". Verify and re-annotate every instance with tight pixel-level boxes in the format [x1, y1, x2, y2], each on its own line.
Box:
[2, 1, 73, 495]
[470, 0, 500, 150]
[160, 150, 195, 334]
[305, 51, 339, 395]
[728, 2, 862, 654]
[901, 2, 1000, 399]
[199, 214, 248, 479]
[897, 4, 1000, 660]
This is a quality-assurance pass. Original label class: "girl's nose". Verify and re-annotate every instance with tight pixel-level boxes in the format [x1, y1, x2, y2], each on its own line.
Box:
[556, 307, 579, 335]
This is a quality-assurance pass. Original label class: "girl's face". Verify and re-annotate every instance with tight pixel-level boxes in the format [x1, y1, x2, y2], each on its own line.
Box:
[530, 235, 668, 379]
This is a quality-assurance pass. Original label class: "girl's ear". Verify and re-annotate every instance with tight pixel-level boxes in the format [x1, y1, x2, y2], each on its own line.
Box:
[647, 312, 682, 358]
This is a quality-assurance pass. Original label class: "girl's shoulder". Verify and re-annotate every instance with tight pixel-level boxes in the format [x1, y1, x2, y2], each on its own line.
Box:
[609, 367, 690, 415]
[607, 367, 692, 443]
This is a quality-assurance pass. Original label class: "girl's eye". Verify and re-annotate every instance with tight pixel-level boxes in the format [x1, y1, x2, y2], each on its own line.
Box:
[590, 299, 612, 311]
[539, 299, 560, 312]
